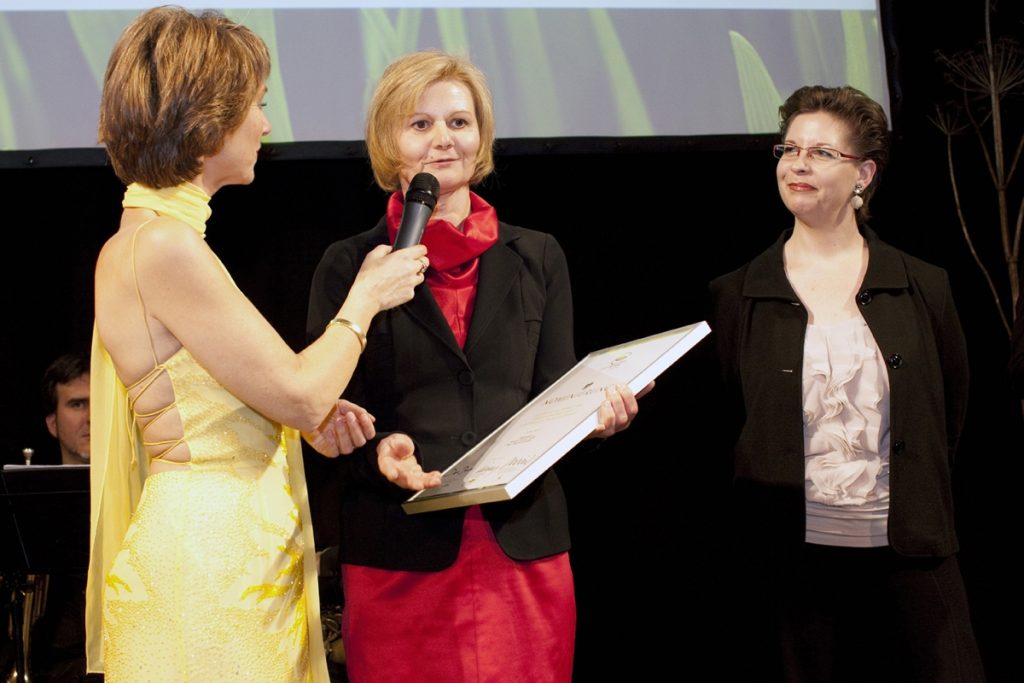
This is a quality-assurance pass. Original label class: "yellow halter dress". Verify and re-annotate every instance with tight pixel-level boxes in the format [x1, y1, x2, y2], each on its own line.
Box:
[85, 182, 327, 681]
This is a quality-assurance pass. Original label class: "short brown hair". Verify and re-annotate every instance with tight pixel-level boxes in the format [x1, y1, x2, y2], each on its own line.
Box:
[98, 6, 270, 188]
[366, 51, 495, 192]
[779, 85, 889, 221]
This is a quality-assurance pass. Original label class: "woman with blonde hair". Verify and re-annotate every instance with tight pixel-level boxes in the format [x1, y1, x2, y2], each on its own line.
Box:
[88, 7, 427, 680]
[308, 50, 643, 682]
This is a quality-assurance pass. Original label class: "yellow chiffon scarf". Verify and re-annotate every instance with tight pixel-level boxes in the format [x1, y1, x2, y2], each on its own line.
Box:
[122, 181, 211, 234]
[85, 183, 327, 680]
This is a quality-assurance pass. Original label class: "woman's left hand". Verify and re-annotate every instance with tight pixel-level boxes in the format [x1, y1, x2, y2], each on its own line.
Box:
[377, 433, 442, 491]
[588, 381, 654, 439]
[303, 399, 376, 457]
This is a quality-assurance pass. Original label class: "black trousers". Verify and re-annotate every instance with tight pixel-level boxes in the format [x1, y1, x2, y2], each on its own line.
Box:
[733, 544, 985, 683]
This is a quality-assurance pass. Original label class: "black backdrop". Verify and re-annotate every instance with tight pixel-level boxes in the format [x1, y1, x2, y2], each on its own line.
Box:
[1, 1, 1021, 680]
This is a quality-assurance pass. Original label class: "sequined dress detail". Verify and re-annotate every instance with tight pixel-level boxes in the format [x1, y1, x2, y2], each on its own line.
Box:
[101, 349, 318, 680]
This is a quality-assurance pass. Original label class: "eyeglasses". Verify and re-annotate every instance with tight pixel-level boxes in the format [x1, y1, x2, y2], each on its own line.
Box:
[772, 144, 864, 163]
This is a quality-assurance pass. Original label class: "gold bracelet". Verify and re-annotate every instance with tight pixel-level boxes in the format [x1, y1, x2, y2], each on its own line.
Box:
[326, 317, 367, 352]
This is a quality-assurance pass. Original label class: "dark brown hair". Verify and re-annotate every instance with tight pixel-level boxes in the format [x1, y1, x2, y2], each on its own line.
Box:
[779, 85, 889, 221]
[42, 352, 89, 415]
[98, 6, 270, 188]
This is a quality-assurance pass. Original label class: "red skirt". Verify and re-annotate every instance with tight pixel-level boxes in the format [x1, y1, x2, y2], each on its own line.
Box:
[341, 506, 575, 682]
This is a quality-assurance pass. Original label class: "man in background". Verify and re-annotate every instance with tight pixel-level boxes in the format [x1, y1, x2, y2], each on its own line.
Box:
[27, 352, 91, 680]
[42, 353, 90, 465]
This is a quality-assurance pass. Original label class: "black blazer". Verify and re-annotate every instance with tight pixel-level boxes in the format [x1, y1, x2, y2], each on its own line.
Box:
[710, 227, 968, 559]
[307, 218, 575, 571]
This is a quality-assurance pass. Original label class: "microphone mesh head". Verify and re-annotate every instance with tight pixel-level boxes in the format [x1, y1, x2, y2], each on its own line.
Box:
[406, 172, 440, 209]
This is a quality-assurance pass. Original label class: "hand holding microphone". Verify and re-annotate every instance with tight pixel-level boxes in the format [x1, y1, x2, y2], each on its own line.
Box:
[347, 173, 438, 313]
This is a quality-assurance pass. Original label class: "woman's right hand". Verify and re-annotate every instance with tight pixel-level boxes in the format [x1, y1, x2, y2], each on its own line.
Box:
[350, 244, 429, 313]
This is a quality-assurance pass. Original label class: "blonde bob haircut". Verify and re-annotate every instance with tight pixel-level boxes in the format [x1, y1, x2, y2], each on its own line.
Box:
[366, 51, 495, 192]
[98, 6, 270, 188]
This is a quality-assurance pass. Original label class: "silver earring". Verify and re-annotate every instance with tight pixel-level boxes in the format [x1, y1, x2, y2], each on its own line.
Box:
[851, 184, 864, 210]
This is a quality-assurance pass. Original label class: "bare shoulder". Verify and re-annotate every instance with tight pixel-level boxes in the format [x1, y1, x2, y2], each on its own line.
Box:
[134, 218, 210, 264]
[98, 217, 209, 272]
[96, 216, 226, 340]
[127, 219, 229, 298]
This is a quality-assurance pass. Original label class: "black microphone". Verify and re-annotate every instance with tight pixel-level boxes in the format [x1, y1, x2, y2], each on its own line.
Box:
[393, 172, 440, 249]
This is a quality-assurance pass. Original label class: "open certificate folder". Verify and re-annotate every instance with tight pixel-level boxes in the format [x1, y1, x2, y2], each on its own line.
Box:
[403, 321, 711, 514]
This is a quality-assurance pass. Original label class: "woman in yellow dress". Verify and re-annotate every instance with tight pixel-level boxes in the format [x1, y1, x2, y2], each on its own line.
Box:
[86, 7, 428, 681]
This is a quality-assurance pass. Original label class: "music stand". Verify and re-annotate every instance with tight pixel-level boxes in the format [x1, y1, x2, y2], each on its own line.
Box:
[1, 464, 89, 683]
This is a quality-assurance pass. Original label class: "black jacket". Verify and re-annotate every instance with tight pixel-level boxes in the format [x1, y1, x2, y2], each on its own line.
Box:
[709, 227, 968, 558]
[307, 218, 574, 571]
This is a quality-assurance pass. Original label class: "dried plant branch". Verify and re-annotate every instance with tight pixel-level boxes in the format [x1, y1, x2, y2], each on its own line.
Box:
[944, 131, 1012, 335]
[1007, 129, 1024, 188]
[1015, 196, 1024, 273]
[929, 105, 967, 136]
[933, 0, 1023, 335]
[961, 90, 999, 185]
[937, 37, 1024, 96]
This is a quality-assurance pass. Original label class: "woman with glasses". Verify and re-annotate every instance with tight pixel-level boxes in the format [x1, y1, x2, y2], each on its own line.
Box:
[709, 86, 984, 681]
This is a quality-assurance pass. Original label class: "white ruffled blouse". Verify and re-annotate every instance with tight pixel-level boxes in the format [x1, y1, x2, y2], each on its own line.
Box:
[802, 316, 891, 547]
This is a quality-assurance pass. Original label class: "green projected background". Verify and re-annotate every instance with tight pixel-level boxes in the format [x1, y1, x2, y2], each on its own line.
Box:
[0, 7, 887, 151]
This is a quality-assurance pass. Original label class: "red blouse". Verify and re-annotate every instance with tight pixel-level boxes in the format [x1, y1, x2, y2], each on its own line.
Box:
[386, 191, 498, 348]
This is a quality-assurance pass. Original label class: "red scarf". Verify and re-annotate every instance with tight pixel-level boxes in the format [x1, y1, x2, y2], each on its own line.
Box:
[386, 191, 499, 348]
